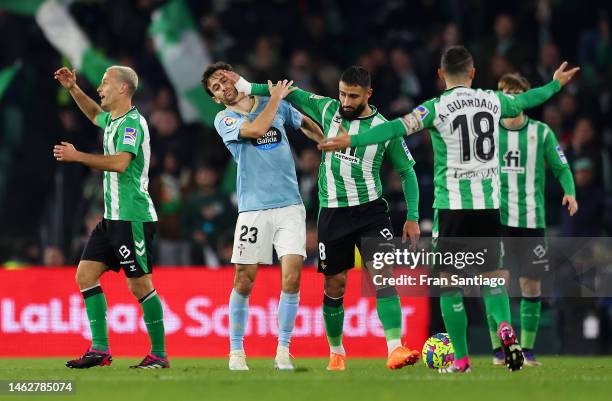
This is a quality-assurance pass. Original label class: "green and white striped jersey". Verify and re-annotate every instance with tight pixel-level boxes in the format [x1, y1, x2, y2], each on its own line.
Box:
[416, 87, 510, 209]
[95, 107, 157, 222]
[349, 80, 562, 211]
[251, 85, 416, 209]
[499, 117, 574, 228]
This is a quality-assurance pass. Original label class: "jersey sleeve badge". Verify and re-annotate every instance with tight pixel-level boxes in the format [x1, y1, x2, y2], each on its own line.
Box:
[414, 105, 429, 120]
[123, 127, 137, 146]
[223, 116, 238, 127]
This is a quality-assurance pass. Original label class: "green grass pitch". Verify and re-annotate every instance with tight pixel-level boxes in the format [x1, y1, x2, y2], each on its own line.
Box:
[1, 357, 611, 401]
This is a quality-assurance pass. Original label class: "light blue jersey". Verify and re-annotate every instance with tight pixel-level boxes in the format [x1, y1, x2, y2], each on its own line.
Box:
[214, 97, 303, 212]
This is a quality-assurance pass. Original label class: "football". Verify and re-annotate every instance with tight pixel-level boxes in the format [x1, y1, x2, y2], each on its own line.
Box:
[422, 333, 455, 369]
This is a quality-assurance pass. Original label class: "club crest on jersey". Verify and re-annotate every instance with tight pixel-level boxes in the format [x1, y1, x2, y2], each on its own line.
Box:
[555, 145, 568, 164]
[414, 105, 429, 120]
[223, 116, 238, 127]
[123, 127, 137, 146]
[252, 127, 282, 150]
[501, 150, 524, 173]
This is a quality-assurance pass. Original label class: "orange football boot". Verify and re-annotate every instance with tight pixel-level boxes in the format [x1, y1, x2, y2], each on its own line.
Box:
[386, 346, 420, 369]
[326, 353, 346, 371]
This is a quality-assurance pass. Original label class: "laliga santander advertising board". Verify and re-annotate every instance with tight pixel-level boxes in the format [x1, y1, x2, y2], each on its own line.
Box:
[0, 267, 429, 357]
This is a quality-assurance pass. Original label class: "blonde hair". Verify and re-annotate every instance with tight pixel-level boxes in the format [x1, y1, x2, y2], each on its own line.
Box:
[106, 65, 139, 95]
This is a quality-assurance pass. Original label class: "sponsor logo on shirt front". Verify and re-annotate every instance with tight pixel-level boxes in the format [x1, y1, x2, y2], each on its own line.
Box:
[451, 167, 498, 179]
[501, 150, 525, 173]
[252, 127, 282, 150]
[334, 147, 360, 164]
[123, 127, 137, 146]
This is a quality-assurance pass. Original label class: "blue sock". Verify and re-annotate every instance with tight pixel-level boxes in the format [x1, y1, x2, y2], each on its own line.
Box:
[229, 289, 249, 351]
[277, 291, 300, 347]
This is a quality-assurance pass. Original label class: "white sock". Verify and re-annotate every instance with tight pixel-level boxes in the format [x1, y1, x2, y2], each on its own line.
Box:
[330, 345, 345, 356]
[387, 339, 402, 355]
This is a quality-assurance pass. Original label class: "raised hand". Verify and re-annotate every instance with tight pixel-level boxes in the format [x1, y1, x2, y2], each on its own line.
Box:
[317, 125, 350, 151]
[553, 61, 580, 87]
[268, 79, 296, 100]
[54, 67, 77, 90]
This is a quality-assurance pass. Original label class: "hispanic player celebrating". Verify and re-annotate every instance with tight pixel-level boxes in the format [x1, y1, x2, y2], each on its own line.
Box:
[202, 62, 323, 371]
[487, 73, 577, 366]
[223, 66, 421, 371]
[319, 46, 579, 373]
[54, 66, 168, 369]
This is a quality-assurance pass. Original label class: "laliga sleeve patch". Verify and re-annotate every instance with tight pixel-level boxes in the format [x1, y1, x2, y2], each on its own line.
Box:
[223, 116, 238, 127]
[414, 105, 429, 120]
[123, 127, 137, 146]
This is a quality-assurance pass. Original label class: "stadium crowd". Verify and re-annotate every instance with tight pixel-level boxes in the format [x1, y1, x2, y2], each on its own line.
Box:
[0, 0, 611, 268]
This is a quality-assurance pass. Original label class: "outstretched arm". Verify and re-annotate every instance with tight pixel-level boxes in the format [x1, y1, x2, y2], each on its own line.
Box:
[239, 80, 296, 139]
[222, 71, 332, 125]
[54, 67, 103, 126]
[498, 61, 580, 117]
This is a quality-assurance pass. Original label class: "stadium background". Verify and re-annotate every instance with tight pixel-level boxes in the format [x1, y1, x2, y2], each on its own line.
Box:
[0, 0, 610, 357]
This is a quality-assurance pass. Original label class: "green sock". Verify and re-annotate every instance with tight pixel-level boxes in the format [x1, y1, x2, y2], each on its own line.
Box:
[376, 295, 402, 343]
[481, 284, 511, 330]
[440, 290, 468, 359]
[521, 297, 541, 349]
[82, 285, 109, 352]
[486, 312, 502, 349]
[140, 291, 166, 358]
[322, 295, 344, 349]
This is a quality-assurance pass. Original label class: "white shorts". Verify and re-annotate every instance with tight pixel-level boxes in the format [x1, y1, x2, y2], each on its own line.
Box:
[231, 204, 306, 265]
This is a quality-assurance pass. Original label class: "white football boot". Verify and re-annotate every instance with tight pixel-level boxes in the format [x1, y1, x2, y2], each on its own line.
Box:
[274, 345, 294, 370]
[229, 350, 249, 371]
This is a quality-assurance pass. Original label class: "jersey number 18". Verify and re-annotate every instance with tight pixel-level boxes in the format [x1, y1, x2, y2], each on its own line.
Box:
[452, 112, 495, 163]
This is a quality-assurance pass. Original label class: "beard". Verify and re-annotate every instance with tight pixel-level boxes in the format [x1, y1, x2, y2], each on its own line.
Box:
[339, 103, 366, 120]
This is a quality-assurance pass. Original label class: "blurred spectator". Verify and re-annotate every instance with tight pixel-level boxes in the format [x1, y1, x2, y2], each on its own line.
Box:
[297, 148, 320, 218]
[303, 222, 319, 266]
[71, 210, 102, 264]
[566, 118, 604, 186]
[480, 14, 528, 69]
[529, 42, 561, 87]
[287, 49, 316, 91]
[151, 152, 190, 265]
[1, 2, 612, 267]
[182, 165, 235, 265]
[247, 35, 283, 82]
[384, 170, 408, 235]
[389, 48, 421, 115]
[43, 246, 65, 267]
[561, 158, 605, 236]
